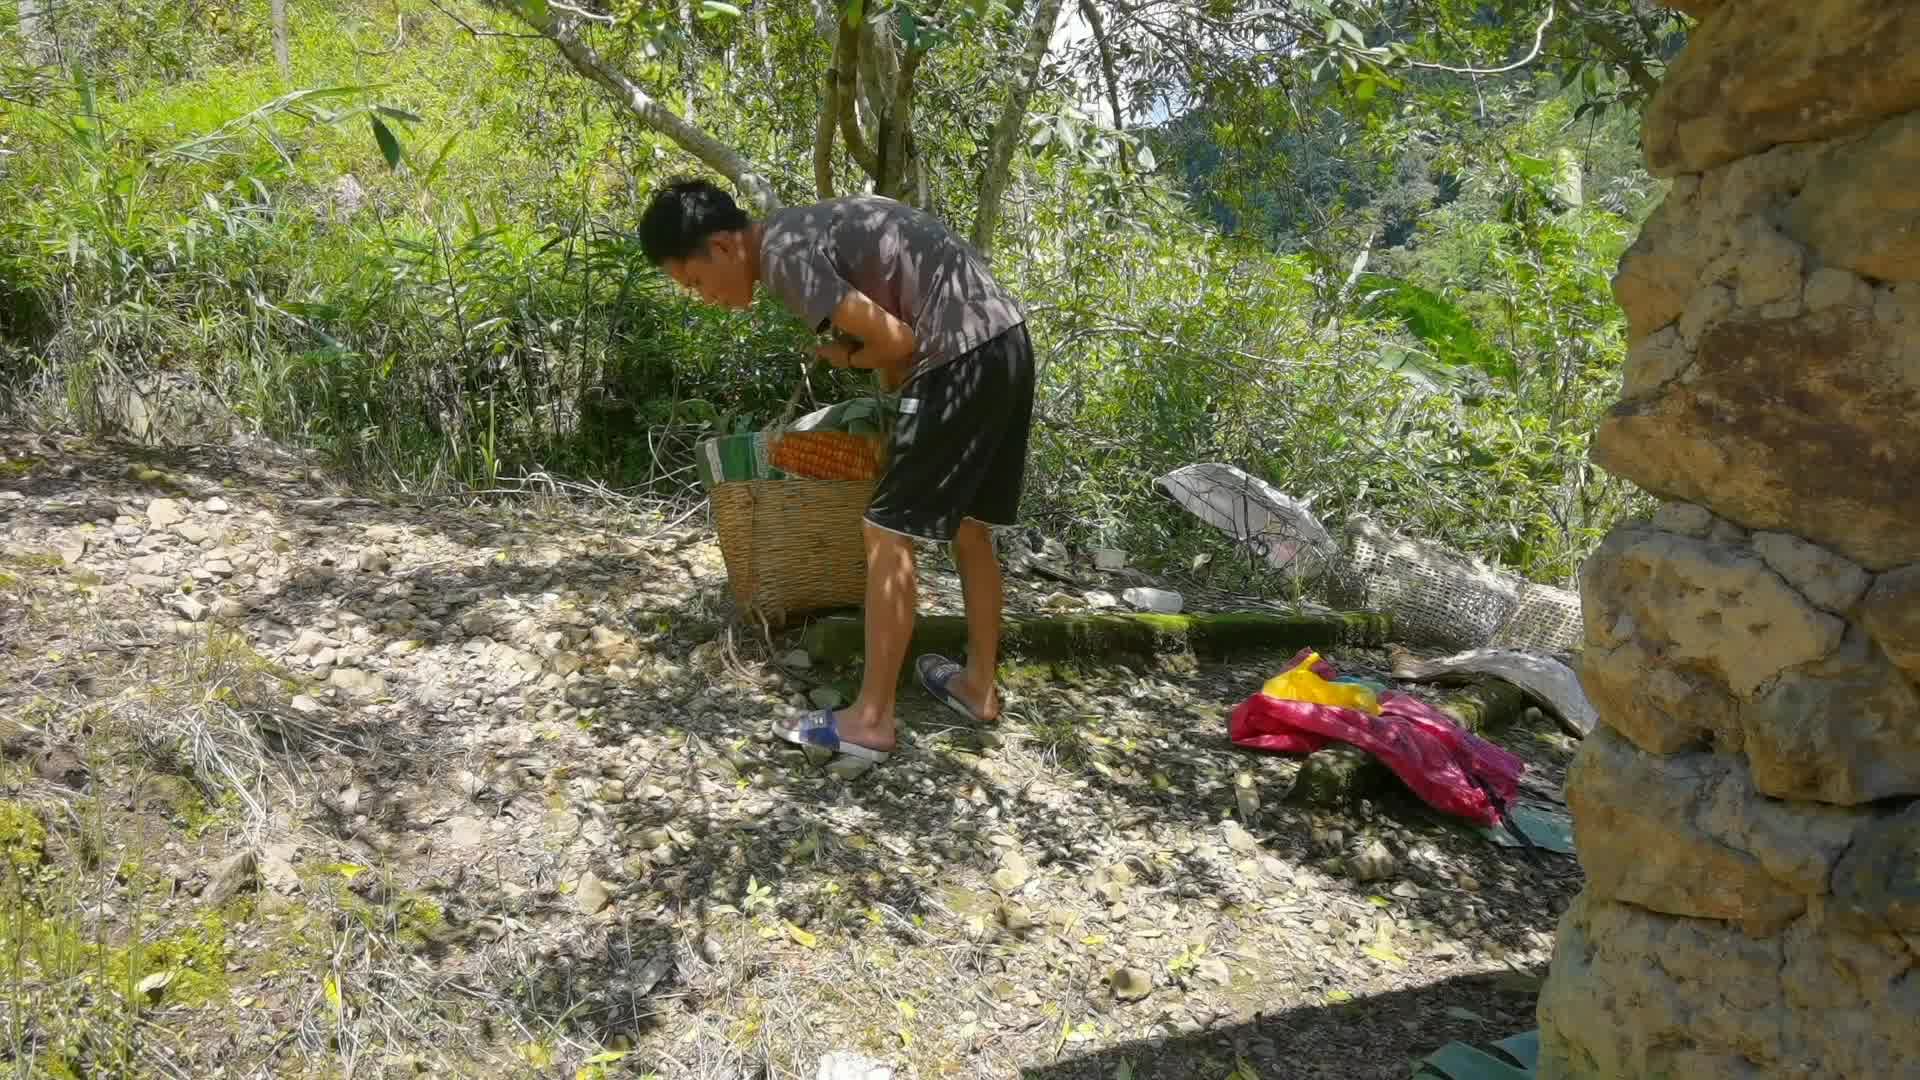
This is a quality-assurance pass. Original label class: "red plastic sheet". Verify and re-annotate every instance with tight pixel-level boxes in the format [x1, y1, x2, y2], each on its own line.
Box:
[1230, 650, 1525, 827]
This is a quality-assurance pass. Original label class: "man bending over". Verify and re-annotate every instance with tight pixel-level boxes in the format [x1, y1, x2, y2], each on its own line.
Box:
[638, 178, 1034, 767]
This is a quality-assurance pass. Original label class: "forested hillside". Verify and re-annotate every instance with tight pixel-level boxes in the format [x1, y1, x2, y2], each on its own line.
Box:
[3, 0, 1683, 583]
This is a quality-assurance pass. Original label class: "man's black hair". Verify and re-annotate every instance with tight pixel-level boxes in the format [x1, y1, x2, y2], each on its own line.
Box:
[638, 176, 752, 265]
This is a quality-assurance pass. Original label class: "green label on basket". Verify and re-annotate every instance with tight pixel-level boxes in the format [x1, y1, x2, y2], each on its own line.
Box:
[696, 432, 789, 491]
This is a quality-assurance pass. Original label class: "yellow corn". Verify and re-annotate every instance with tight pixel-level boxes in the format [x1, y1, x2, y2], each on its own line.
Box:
[770, 430, 886, 481]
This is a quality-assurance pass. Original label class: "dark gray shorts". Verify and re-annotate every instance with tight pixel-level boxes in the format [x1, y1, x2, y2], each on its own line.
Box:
[865, 323, 1034, 543]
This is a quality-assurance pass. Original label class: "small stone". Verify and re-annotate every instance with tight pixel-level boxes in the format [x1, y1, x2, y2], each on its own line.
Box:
[172, 522, 211, 545]
[565, 682, 608, 708]
[1350, 840, 1395, 883]
[291, 629, 331, 656]
[1457, 874, 1481, 893]
[1195, 958, 1232, 986]
[1650, 501, 1714, 539]
[290, 695, 324, 715]
[328, 668, 387, 700]
[145, 499, 187, 529]
[599, 781, 625, 804]
[210, 597, 247, 620]
[574, 871, 613, 915]
[637, 827, 673, 850]
[58, 541, 86, 566]
[808, 686, 843, 710]
[446, 816, 488, 848]
[990, 851, 1031, 893]
[546, 810, 582, 842]
[258, 843, 301, 894]
[814, 1051, 894, 1080]
[204, 850, 257, 905]
[997, 902, 1037, 932]
[129, 554, 169, 576]
[202, 497, 230, 513]
[782, 649, 813, 670]
[354, 549, 390, 573]
[169, 595, 209, 622]
[1223, 820, 1259, 854]
[1110, 966, 1154, 1002]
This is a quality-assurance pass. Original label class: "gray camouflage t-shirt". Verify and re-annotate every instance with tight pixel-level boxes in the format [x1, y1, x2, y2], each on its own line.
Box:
[759, 195, 1026, 385]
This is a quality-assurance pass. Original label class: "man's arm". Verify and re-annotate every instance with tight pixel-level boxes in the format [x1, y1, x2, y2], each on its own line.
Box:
[817, 289, 914, 385]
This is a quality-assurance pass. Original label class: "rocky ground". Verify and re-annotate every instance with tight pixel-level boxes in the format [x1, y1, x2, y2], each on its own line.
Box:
[0, 431, 1581, 1080]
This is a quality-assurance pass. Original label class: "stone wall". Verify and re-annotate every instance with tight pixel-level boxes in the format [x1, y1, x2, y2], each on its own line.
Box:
[1537, 1, 1920, 1076]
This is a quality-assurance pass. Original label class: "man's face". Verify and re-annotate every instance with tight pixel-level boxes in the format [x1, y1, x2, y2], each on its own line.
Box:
[665, 231, 753, 310]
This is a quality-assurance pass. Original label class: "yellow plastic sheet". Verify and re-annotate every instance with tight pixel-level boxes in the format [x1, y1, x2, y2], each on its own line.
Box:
[1260, 652, 1382, 714]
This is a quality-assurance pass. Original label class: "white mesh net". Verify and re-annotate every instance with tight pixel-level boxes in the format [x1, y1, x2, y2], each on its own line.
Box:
[1157, 464, 1584, 655]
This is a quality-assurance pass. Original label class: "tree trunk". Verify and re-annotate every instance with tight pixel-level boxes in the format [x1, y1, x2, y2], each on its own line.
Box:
[506, 9, 779, 214]
[18, 0, 54, 66]
[879, 45, 926, 200]
[271, 0, 291, 79]
[814, 61, 840, 199]
[679, 0, 697, 124]
[971, 0, 1068, 256]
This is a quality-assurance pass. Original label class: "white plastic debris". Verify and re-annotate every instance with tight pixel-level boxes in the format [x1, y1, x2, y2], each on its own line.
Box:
[1122, 587, 1184, 614]
[816, 1051, 894, 1080]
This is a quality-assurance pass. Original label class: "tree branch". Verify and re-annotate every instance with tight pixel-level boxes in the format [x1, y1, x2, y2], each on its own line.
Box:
[971, 0, 1069, 255]
[499, 6, 779, 213]
[835, 17, 879, 181]
[1077, 0, 1128, 171]
[1405, 3, 1555, 75]
[429, 0, 544, 41]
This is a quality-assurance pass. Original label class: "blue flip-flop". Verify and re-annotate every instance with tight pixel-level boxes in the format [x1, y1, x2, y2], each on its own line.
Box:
[772, 709, 893, 764]
[916, 654, 993, 724]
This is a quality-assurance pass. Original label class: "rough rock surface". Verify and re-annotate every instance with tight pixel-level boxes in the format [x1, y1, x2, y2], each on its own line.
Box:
[1538, 893, 1920, 1080]
[1580, 527, 1843, 701]
[1566, 728, 1862, 932]
[1596, 307, 1920, 571]
[1860, 565, 1920, 679]
[1548, 5, 1920, 1073]
[1643, 0, 1920, 176]
[1742, 630, 1920, 805]
[1752, 531, 1872, 614]
[1787, 111, 1920, 283]
[1829, 803, 1920, 934]
[1577, 636, 1738, 755]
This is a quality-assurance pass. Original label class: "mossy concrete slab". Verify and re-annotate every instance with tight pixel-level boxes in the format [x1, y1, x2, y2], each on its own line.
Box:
[795, 609, 1392, 673]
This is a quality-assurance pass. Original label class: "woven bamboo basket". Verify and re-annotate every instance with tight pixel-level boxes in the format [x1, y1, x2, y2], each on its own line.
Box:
[710, 476, 875, 627]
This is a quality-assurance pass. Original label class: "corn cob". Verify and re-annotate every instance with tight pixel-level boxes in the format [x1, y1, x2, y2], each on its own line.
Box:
[769, 430, 886, 481]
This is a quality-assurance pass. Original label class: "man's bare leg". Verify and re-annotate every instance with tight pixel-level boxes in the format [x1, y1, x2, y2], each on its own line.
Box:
[831, 521, 917, 751]
[948, 518, 1004, 721]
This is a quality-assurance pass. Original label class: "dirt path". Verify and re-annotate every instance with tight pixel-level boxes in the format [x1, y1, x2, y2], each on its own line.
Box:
[0, 432, 1581, 1080]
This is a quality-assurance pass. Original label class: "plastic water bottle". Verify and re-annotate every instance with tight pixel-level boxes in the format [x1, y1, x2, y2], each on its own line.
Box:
[1122, 587, 1184, 613]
